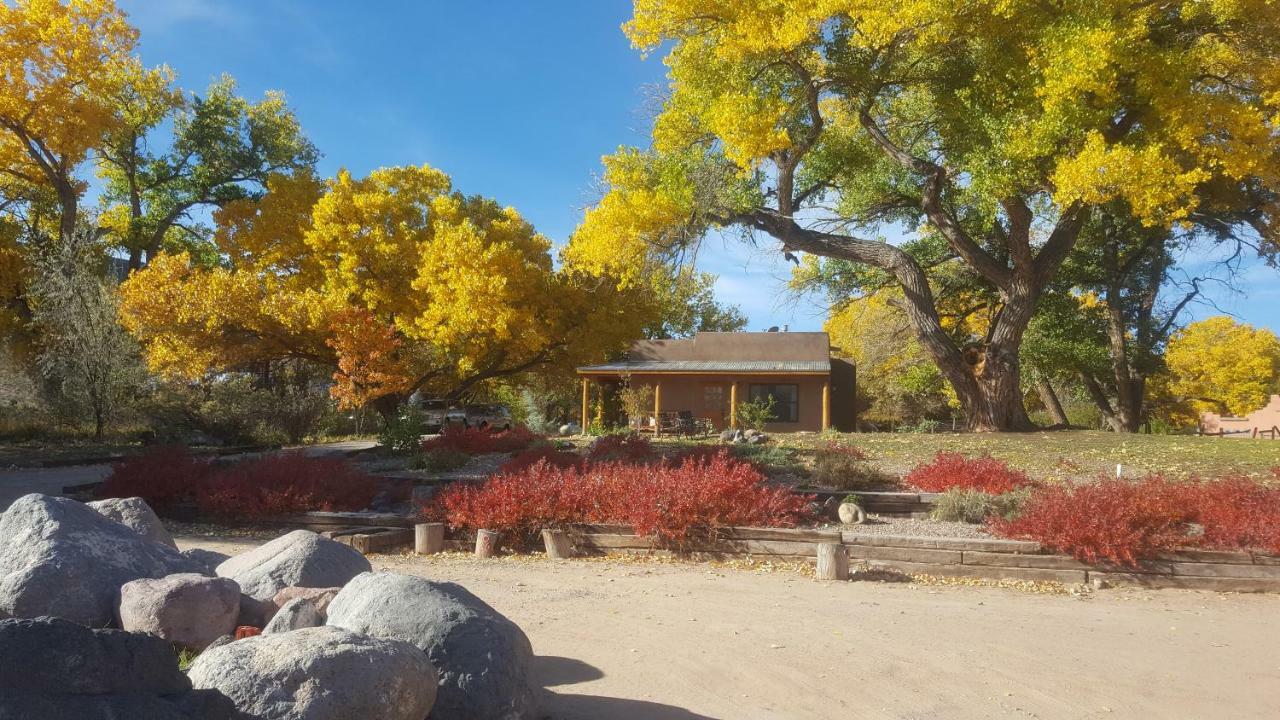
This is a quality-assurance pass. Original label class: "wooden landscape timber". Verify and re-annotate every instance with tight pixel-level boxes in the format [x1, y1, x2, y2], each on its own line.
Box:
[299, 517, 1280, 593]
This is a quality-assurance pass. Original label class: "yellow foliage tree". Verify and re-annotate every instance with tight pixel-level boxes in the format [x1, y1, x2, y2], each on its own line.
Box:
[0, 0, 141, 242]
[1164, 316, 1280, 418]
[121, 165, 650, 414]
[572, 0, 1280, 430]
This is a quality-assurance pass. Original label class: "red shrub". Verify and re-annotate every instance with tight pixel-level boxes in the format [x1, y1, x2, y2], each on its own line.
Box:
[427, 449, 813, 550]
[422, 425, 540, 455]
[620, 451, 813, 547]
[497, 447, 584, 475]
[990, 477, 1193, 566]
[905, 452, 1031, 494]
[96, 445, 215, 511]
[197, 452, 378, 518]
[586, 432, 657, 464]
[1178, 477, 1280, 554]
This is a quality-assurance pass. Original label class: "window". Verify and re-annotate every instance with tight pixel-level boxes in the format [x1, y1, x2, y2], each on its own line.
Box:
[703, 385, 726, 415]
[748, 384, 799, 423]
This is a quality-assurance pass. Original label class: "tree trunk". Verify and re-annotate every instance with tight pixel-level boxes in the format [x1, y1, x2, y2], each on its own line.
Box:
[1036, 377, 1070, 427]
[1078, 371, 1125, 432]
[370, 392, 408, 420]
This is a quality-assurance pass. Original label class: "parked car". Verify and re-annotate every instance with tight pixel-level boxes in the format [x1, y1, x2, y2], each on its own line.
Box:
[418, 398, 463, 434]
[463, 403, 512, 431]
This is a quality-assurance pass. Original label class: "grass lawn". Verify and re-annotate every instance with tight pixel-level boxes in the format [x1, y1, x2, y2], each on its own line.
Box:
[653, 431, 1280, 483]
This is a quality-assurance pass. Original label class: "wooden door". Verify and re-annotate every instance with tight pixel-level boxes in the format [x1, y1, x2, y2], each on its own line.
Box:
[702, 384, 729, 429]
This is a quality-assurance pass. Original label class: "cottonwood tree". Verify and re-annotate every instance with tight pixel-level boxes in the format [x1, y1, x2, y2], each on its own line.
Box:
[1164, 316, 1280, 420]
[97, 74, 319, 270]
[0, 0, 142, 245]
[120, 166, 657, 416]
[569, 0, 1280, 430]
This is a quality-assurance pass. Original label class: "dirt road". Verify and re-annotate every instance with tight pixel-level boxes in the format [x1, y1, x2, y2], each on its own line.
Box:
[179, 534, 1280, 720]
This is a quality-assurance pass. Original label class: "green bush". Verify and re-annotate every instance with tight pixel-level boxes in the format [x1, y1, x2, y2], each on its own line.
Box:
[810, 443, 887, 490]
[379, 408, 430, 453]
[931, 487, 1033, 523]
[735, 396, 775, 432]
[410, 447, 470, 473]
[730, 443, 804, 476]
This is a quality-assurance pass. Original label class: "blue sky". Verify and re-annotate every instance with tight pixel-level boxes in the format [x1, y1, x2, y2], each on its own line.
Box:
[117, 0, 1276, 334]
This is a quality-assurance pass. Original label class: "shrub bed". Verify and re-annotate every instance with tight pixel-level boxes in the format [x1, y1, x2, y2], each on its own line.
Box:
[421, 425, 540, 455]
[930, 487, 1031, 524]
[810, 443, 888, 490]
[905, 451, 1032, 494]
[98, 446, 378, 518]
[96, 445, 216, 513]
[424, 450, 813, 549]
[585, 432, 658, 464]
[990, 475, 1280, 565]
[496, 447, 585, 475]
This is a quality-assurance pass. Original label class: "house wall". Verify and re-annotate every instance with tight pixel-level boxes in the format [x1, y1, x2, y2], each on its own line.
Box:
[1201, 395, 1280, 438]
[613, 373, 831, 433]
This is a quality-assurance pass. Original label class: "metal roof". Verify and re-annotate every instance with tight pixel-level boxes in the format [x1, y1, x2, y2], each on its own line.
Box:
[577, 360, 831, 374]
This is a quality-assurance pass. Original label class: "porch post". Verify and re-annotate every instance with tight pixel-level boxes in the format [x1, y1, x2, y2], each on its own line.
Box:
[729, 381, 738, 428]
[822, 380, 831, 431]
[653, 382, 662, 437]
[581, 377, 590, 431]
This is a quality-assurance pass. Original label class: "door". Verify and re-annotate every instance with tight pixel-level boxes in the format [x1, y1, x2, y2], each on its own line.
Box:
[702, 384, 729, 430]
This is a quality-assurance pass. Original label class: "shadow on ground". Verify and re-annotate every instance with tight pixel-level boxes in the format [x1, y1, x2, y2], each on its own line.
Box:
[534, 655, 604, 687]
[543, 693, 721, 719]
[535, 655, 718, 719]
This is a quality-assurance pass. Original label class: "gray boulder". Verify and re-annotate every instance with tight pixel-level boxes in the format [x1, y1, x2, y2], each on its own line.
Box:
[87, 496, 177, 548]
[718, 429, 736, 443]
[262, 597, 322, 634]
[273, 585, 341, 615]
[326, 571, 538, 720]
[117, 573, 240, 651]
[0, 494, 202, 626]
[187, 625, 437, 720]
[216, 530, 371, 602]
[557, 423, 580, 436]
[182, 548, 231, 576]
[0, 616, 236, 719]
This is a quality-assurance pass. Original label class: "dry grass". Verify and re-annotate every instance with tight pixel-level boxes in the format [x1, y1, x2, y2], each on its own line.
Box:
[652, 430, 1280, 483]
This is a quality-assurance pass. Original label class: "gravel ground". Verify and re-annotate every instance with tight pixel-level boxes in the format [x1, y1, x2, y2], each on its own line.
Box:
[172, 533, 1280, 720]
[829, 514, 993, 539]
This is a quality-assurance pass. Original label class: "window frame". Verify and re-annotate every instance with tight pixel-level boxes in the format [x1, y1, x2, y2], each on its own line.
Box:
[747, 383, 800, 423]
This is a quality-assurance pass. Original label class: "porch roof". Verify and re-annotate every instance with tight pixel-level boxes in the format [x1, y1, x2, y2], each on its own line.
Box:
[576, 359, 830, 375]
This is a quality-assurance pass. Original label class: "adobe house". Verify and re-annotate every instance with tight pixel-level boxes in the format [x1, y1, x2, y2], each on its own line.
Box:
[576, 331, 856, 433]
[1200, 395, 1280, 439]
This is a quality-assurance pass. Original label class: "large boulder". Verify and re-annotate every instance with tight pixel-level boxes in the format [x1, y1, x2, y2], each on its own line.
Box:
[262, 597, 322, 634]
[87, 496, 178, 548]
[326, 571, 538, 720]
[0, 494, 202, 626]
[187, 625, 437, 720]
[216, 530, 371, 603]
[273, 585, 341, 615]
[0, 616, 236, 719]
[117, 573, 240, 651]
[182, 548, 231, 576]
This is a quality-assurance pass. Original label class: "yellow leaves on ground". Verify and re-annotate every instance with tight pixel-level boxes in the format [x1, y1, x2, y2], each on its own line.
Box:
[1165, 316, 1280, 418]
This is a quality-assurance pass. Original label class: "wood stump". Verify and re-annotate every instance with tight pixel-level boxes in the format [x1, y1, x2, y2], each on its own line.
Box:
[541, 528, 573, 559]
[474, 529, 500, 558]
[415, 523, 445, 554]
[816, 542, 849, 581]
